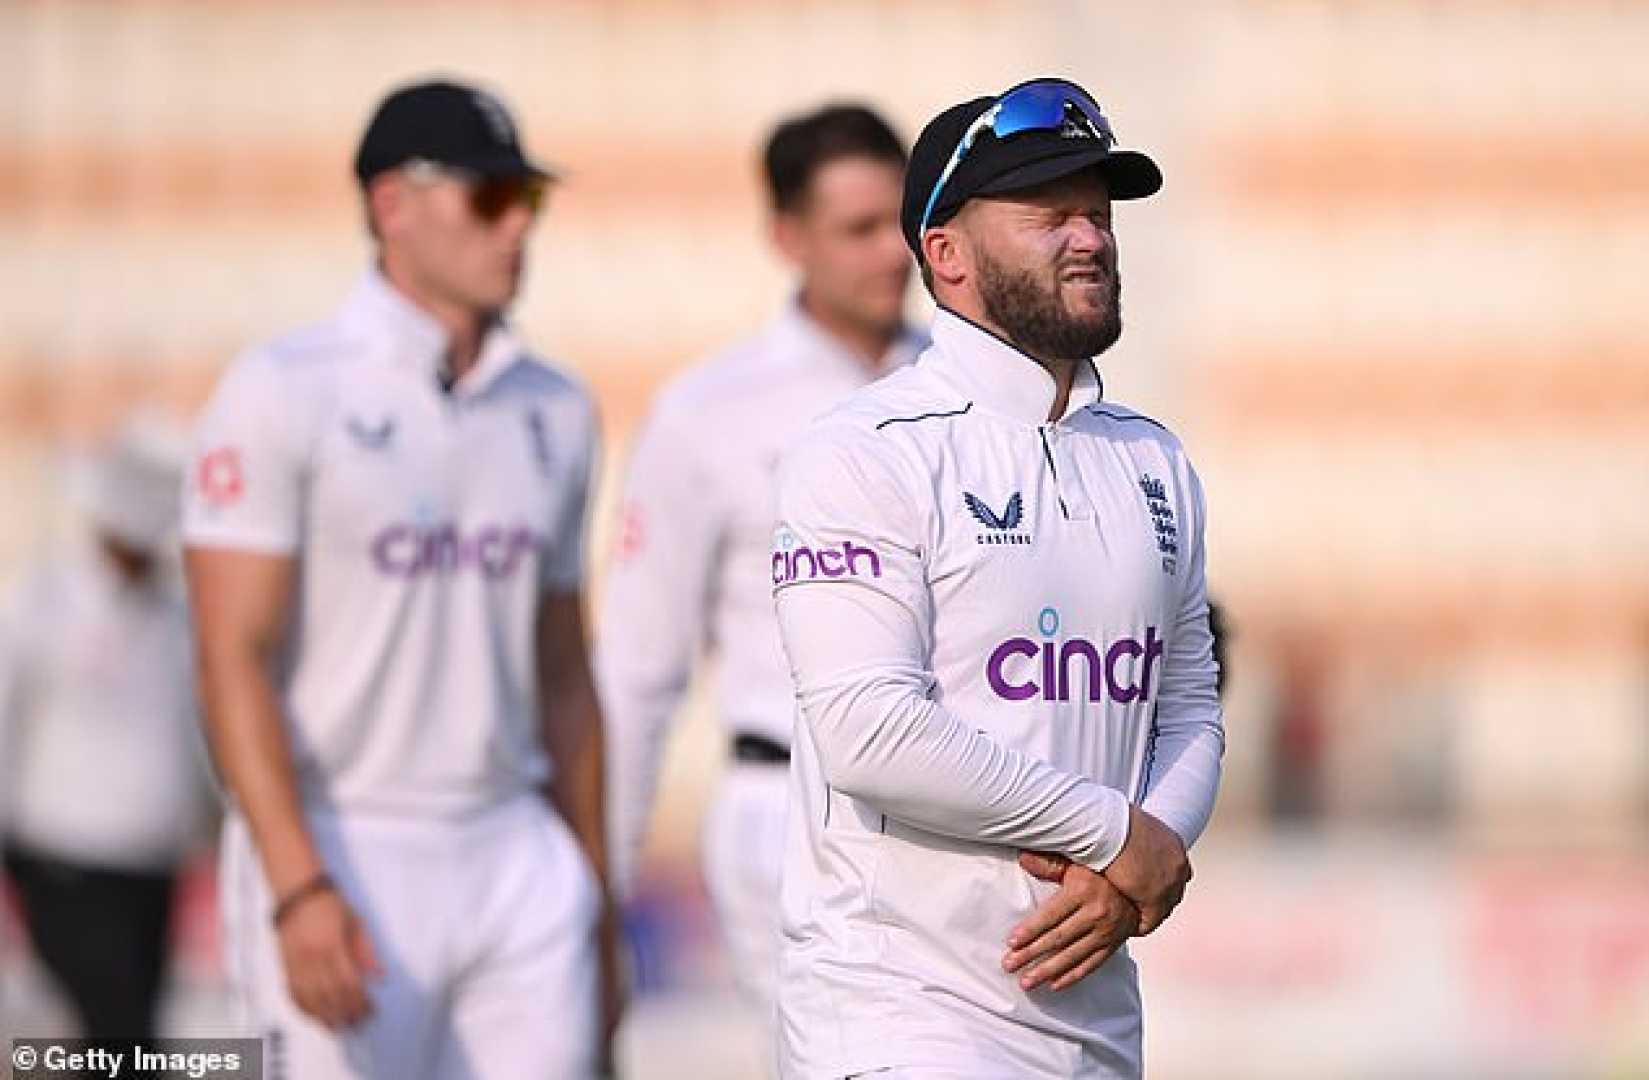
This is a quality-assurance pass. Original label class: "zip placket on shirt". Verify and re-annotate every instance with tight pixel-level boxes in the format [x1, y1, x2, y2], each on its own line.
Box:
[1038, 422, 1092, 522]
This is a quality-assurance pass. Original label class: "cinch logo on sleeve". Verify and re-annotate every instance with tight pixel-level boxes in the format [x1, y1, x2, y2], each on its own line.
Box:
[986, 607, 1163, 704]
[371, 523, 541, 579]
[771, 527, 883, 585]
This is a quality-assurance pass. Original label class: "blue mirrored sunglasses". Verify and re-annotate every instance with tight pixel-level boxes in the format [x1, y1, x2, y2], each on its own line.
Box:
[918, 79, 1116, 237]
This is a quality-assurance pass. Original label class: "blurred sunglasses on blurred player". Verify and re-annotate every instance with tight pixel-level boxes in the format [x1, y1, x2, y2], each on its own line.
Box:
[404, 158, 548, 223]
[918, 79, 1117, 235]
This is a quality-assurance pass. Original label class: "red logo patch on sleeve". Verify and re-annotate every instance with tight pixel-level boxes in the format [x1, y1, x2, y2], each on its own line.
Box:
[197, 447, 245, 506]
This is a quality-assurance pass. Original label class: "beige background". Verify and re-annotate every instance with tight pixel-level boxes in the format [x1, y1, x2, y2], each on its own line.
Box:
[3, 2, 1647, 1076]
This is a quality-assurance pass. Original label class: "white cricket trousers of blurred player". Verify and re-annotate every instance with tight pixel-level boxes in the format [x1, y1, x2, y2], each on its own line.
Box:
[701, 761, 790, 1021]
[222, 795, 600, 1079]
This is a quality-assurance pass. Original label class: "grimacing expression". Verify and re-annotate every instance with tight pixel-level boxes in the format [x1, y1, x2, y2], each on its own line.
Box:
[963, 170, 1121, 362]
[384, 168, 541, 312]
[782, 156, 911, 337]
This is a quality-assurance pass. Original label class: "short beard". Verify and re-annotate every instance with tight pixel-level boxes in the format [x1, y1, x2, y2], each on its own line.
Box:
[977, 246, 1122, 363]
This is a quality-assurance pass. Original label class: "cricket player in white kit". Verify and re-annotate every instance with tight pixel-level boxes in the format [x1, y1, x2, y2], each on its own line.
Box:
[184, 81, 618, 1078]
[772, 79, 1224, 1078]
[598, 105, 923, 1015]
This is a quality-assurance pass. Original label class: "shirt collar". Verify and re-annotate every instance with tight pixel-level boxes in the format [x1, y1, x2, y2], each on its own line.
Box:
[772, 295, 926, 383]
[340, 267, 525, 397]
[924, 307, 1102, 426]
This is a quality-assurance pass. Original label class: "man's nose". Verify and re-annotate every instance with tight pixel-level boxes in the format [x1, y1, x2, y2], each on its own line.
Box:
[1067, 216, 1111, 255]
[497, 201, 536, 242]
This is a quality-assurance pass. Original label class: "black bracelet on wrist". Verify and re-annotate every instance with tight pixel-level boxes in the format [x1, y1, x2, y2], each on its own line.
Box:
[271, 872, 336, 928]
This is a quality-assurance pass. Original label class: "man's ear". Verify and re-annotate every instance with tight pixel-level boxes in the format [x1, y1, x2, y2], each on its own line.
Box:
[366, 173, 406, 241]
[922, 224, 970, 290]
[770, 209, 807, 268]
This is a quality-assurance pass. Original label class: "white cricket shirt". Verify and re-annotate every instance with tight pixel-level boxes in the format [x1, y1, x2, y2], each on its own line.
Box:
[182, 270, 596, 818]
[0, 544, 211, 871]
[596, 301, 923, 890]
[772, 309, 1224, 1077]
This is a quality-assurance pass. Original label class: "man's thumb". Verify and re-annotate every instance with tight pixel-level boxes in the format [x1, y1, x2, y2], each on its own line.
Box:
[1018, 850, 1070, 882]
[352, 920, 383, 976]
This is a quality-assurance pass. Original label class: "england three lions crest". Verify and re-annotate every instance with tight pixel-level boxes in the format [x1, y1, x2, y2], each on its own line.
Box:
[1139, 475, 1178, 575]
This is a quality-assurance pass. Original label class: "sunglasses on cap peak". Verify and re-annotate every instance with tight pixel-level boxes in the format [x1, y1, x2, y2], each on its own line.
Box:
[918, 78, 1117, 236]
[403, 158, 548, 222]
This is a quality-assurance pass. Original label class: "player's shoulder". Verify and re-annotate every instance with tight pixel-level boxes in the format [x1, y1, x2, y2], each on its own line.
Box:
[1077, 399, 1191, 456]
[251, 313, 359, 368]
[647, 331, 775, 422]
[778, 365, 955, 485]
[501, 351, 599, 436]
[219, 318, 352, 397]
[814, 360, 966, 441]
[503, 349, 593, 405]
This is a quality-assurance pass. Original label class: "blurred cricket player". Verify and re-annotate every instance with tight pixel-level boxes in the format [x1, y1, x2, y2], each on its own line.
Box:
[1, 413, 213, 1041]
[598, 104, 923, 1020]
[771, 79, 1224, 1078]
[183, 80, 617, 1078]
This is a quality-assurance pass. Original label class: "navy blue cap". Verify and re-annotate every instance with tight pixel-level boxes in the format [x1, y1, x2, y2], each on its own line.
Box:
[354, 79, 554, 186]
[901, 89, 1162, 254]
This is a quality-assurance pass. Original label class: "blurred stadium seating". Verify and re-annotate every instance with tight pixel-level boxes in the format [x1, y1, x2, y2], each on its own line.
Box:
[3, 2, 1645, 1076]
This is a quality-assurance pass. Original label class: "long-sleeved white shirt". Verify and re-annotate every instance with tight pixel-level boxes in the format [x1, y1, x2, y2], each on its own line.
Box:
[182, 270, 596, 818]
[596, 301, 924, 891]
[0, 543, 213, 871]
[772, 309, 1224, 1077]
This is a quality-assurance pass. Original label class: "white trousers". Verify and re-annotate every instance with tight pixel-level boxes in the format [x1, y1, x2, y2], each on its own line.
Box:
[701, 762, 789, 1023]
[222, 796, 600, 1079]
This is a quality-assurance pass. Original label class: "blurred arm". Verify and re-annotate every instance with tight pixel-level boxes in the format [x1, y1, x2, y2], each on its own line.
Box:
[178, 642, 226, 851]
[538, 587, 624, 1048]
[185, 547, 324, 898]
[180, 350, 320, 895]
[531, 392, 623, 1047]
[594, 406, 718, 895]
[538, 590, 611, 892]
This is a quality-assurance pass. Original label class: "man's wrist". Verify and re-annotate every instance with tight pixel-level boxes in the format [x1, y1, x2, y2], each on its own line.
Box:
[246, 812, 328, 898]
[271, 871, 336, 927]
[1078, 786, 1133, 874]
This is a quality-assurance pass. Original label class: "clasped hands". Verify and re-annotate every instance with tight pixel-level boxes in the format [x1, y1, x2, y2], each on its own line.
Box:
[1002, 804, 1191, 992]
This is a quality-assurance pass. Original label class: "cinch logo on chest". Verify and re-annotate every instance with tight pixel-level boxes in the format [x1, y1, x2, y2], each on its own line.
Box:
[371, 523, 541, 579]
[965, 491, 1032, 546]
[986, 607, 1163, 704]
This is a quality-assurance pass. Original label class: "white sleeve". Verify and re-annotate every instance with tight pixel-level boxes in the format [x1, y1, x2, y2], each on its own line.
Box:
[774, 426, 1132, 873]
[1138, 462, 1226, 848]
[540, 394, 597, 592]
[181, 352, 307, 553]
[596, 405, 720, 895]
